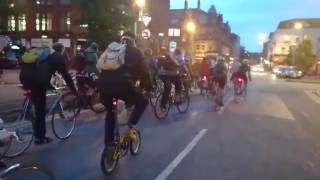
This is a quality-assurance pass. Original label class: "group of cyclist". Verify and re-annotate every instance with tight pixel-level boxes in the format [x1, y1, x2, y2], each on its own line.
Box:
[17, 31, 251, 157]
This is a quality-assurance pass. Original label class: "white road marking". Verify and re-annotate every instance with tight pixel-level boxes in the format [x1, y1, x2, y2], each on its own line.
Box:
[217, 96, 233, 115]
[305, 90, 320, 105]
[155, 129, 208, 180]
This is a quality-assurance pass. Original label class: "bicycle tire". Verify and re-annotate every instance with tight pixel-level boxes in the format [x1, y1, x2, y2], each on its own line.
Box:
[176, 91, 190, 113]
[153, 94, 170, 120]
[2, 107, 34, 158]
[88, 90, 106, 114]
[100, 147, 118, 175]
[0, 163, 55, 180]
[130, 129, 141, 156]
[51, 95, 76, 140]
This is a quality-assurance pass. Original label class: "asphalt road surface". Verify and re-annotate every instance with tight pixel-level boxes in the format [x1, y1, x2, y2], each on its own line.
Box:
[3, 72, 320, 180]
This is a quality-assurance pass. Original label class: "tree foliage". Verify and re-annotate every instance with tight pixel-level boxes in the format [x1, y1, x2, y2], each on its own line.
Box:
[76, 0, 133, 49]
[288, 38, 315, 71]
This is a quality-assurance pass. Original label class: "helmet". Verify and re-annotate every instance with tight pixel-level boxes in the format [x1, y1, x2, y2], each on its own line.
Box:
[52, 42, 64, 52]
[90, 42, 98, 51]
[121, 32, 136, 46]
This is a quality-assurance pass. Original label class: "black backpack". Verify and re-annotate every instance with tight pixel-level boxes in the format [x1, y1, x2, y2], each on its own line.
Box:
[238, 64, 249, 74]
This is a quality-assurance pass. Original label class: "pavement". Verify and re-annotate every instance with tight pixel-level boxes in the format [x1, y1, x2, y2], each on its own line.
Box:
[285, 75, 320, 84]
[2, 72, 320, 180]
[0, 69, 20, 85]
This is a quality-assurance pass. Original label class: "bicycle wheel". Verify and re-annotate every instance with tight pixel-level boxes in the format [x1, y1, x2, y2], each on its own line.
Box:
[51, 93, 76, 140]
[2, 107, 34, 158]
[0, 163, 55, 180]
[130, 128, 141, 156]
[100, 147, 118, 175]
[88, 90, 105, 113]
[153, 94, 170, 120]
[176, 91, 190, 113]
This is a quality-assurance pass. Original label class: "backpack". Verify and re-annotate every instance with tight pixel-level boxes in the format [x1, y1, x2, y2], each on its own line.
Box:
[73, 53, 86, 72]
[96, 42, 126, 71]
[238, 64, 249, 74]
[22, 47, 54, 64]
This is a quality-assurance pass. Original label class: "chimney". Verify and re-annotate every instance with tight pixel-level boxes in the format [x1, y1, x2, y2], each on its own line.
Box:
[197, 0, 201, 9]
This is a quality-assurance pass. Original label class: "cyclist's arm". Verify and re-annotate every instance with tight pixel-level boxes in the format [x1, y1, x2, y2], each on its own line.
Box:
[55, 55, 77, 92]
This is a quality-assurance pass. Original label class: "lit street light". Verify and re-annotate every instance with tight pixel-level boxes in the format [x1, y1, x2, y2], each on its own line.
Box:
[294, 22, 303, 30]
[135, 0, 145, 9]
[186, 21, 196, 34]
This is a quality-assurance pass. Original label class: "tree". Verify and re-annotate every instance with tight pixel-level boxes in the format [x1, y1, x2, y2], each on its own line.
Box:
[0, 0, 14, 32]
[76, 0, 133, 49]
[288, 38, 315, 71]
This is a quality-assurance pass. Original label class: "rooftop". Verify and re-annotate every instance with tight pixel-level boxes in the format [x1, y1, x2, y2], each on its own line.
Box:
[278, 18, 320, 29]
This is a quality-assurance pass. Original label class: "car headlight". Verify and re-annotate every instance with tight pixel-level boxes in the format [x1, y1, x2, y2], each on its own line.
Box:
[298, 71, 302, 75]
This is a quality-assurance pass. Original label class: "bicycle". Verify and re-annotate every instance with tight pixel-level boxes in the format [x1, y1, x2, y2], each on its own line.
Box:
[149, 78, 164, 108]
[75, 73, 105, 115]
[153, 80, 190, 120]
[100, 99, 141, 175]
[213, 80, 223, 112]
[1, 86, 77, 158]
[233, 77, 247, 103]
[0, 118, 55, 180]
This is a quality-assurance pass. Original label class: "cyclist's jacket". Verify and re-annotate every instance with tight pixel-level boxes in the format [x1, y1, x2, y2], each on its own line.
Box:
[157, 53, 180, 76]
[20, 51, 76, 91]
[83, 47, 98, 73]
[212, 61, 227, 79]
[97, 45, 153, 92]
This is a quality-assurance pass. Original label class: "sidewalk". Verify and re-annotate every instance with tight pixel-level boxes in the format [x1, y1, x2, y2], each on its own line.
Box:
[0, 84, 23, 114]
[286, 76, 320, 84]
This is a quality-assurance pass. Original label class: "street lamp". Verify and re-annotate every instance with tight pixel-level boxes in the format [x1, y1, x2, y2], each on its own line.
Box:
[135, 0, 145, 9]
[294, 22, 303, 30]
[186, 21, 196, 34]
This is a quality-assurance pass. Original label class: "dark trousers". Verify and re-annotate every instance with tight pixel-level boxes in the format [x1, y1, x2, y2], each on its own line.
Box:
[159, 75, 182, 108]
[30, 87, 47, 139]
[100, 84, 148, 147]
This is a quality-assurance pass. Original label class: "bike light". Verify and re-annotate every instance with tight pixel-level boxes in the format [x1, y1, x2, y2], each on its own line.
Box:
[202, 76, 207, 81]
[237, 78, 243, 83]
[23, 91, 31, 97]
[112, 99, 117, 105]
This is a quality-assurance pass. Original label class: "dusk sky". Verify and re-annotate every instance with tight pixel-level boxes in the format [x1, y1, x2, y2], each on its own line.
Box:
[170, 0, 320, 52]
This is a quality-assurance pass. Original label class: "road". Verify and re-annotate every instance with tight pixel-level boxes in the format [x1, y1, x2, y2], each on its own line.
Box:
[3, 72, 320, 180]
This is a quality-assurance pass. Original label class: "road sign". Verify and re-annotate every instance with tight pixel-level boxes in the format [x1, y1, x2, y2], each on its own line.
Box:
[142, 29, 151, 39]
[169, 41, 177, 52]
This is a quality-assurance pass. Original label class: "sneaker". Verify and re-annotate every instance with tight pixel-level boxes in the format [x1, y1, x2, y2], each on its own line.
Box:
[34, 137, 53, 145]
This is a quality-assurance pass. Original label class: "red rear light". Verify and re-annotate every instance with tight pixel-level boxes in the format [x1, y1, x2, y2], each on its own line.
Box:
[23, 91, 31, 97]
[202, 76, 207, 81]
[112, 99, 117, 105]
[237, 78, 243, 82]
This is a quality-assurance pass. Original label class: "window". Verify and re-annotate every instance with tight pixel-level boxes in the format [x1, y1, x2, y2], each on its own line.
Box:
[168, 28, 180, 37]
[36, 13, 52, 31]
[8, 15, 15, 31]
[60, 0, 71, 5]
[18, 14, 26, 31]
[60, 12, 71, 32]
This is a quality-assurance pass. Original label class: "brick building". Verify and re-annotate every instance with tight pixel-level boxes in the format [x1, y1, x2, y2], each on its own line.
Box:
[169, 0, 240, 63]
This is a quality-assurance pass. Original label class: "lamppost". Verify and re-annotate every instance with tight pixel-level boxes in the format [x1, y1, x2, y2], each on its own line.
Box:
[134, 0, 145, 38]
[293, 22, 303, 66]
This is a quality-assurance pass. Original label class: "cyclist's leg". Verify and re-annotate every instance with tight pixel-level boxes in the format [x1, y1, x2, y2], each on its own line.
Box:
[100, 95, 114, 147]
[121, 86, 148, 126]
[160, 76, 171, 108]
[30, 87, 47, 140]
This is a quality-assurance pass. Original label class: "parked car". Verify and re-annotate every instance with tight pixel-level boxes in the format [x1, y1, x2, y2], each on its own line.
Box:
[0, 57, 20, 69]
[276, 66, 303, 79]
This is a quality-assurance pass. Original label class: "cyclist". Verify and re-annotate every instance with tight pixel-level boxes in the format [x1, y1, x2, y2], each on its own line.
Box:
[234, 59, 252, 87]
[20, 43, 77, 145]
[199, 57, 211, 94]
[83, 42, 99, 74]
[144, 48, 157, 87]
[230, 59, 242, 82]
[96, 32, 152, 151]
[211, 58, 228, 106]
[157, 47, 183, 110]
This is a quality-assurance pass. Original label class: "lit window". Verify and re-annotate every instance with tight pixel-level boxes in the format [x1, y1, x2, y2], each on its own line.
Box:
[174, 29, 180, 37]
[18, 14, 26, 31]
[61, 12, 71, 31]
[168, 29, 174, 37]
[8, 15, 15, 31]
[168, 28, 181, 37]
[36, 13, 52, 31]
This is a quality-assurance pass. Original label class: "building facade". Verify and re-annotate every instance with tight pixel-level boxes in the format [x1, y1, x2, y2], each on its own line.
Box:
[264, 18, 320, 65]
[169, 1, 240, 63]
[2, 0, 85, 51]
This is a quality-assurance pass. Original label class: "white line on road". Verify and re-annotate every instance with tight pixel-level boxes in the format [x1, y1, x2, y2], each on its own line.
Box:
[155, 129, 208, 180]
[217, 96, 233, 115]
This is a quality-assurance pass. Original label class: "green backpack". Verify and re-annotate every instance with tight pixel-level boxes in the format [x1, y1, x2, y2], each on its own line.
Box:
[22, 48, 54, 64]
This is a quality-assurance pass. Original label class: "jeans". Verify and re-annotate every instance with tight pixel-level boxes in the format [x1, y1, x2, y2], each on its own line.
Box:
[99, 83, 148, 147]
[159, 75, 182, 108]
